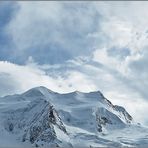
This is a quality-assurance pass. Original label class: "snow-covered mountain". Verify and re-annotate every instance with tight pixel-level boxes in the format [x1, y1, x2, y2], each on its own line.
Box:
[0, 86, 148, 148]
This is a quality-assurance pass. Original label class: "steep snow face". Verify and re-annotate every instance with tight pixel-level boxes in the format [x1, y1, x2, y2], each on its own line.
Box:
[0, 97, 68, 147]
[42, 89, 133, 134]
[0, 86, 147, 148]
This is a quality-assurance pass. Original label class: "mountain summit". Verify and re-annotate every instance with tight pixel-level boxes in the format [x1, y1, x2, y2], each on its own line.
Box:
[0, 86, 147, 148]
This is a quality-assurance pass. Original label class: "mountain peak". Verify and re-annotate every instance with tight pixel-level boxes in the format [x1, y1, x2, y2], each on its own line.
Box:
[23, 86, 104, 97]
[22, 86, 56, 97]
[31, 86, 54, 93]
[0, 86, 140, 148]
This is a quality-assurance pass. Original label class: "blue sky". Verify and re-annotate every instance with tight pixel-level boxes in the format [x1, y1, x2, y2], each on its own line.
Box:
[1, 1, 148, 125]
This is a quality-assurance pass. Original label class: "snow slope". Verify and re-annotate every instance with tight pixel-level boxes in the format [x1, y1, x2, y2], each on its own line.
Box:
[0, 86, 148, 148]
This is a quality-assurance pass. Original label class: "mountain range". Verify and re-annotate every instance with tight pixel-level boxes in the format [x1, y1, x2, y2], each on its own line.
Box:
[0, 86, 148, 148]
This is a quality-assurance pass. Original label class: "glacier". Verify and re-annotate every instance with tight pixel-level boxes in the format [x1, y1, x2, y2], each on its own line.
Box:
[0, 86, 148, 148]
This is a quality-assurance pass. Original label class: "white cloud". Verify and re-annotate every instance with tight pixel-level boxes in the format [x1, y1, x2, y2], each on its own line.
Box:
[0, 61, 97, 96]
[100, 18, 133, 48]
[6, 1, 100, 64]
[93, 48, 118, 68]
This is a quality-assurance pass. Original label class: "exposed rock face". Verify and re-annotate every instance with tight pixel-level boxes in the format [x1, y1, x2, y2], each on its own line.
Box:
[114, 105, 133, 123]
[95, 97, 133, 133]
[3, 98, 67, 147]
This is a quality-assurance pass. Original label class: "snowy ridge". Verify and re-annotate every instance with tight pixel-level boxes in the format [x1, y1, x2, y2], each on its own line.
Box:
[0, 86, 148, 148]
